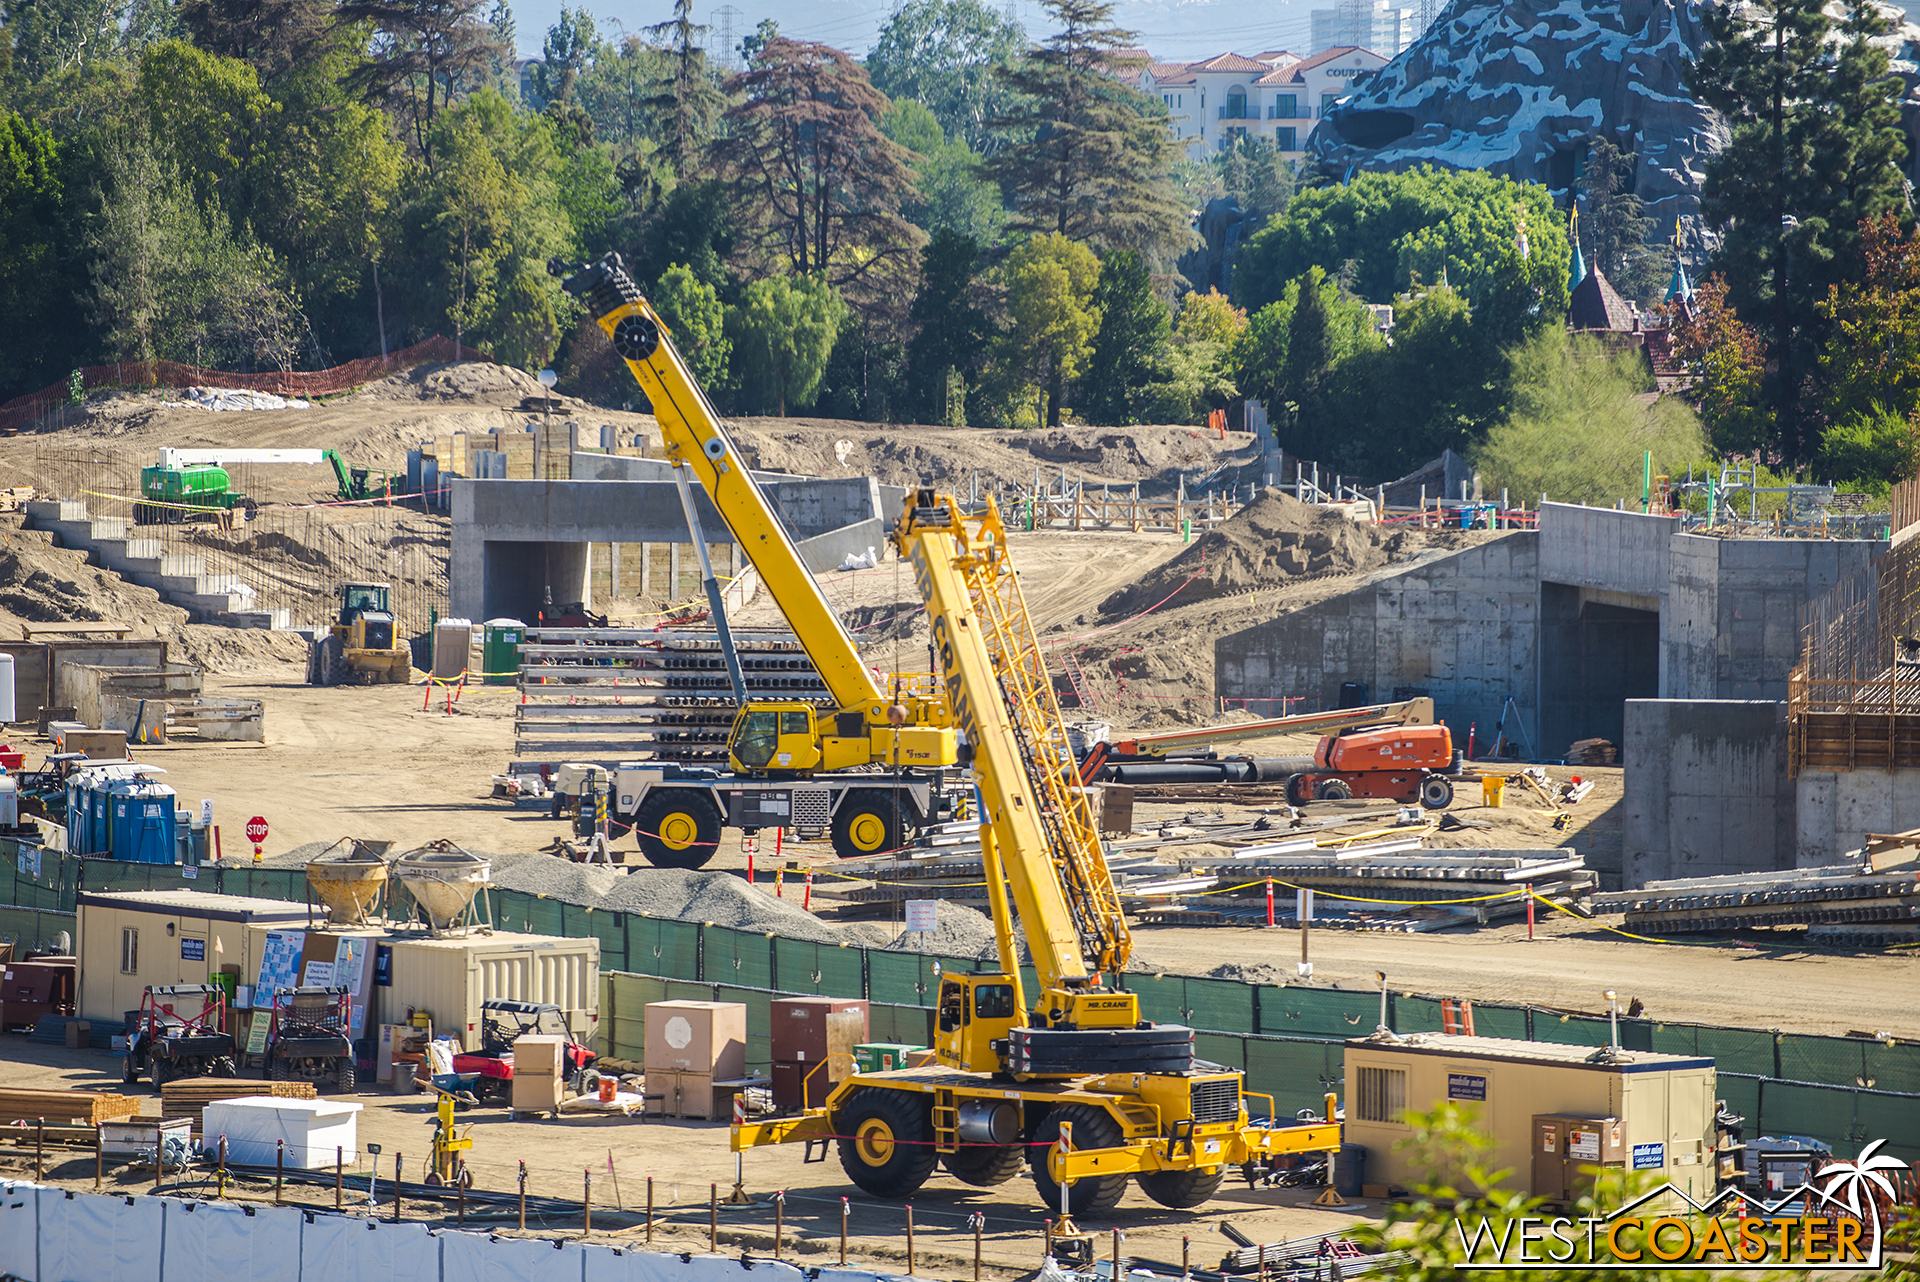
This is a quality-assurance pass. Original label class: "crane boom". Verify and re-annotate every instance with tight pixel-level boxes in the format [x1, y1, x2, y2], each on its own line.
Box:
[896, 490, 1127, 989]
[557, 254, 884, 710]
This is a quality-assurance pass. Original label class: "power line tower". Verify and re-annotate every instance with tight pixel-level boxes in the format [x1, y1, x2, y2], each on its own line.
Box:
[1417, 0, 1439, 36]
[711, 5, 741, 71]
[1340, 0, 1370, 50]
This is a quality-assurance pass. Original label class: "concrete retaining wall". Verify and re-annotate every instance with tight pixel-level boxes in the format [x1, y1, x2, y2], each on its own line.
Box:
[1623, 699, 1794, 887]
[1796, 768, 1920, 866]
[1538, 503, 1676, 601]
[1216, 533, 1539, 747]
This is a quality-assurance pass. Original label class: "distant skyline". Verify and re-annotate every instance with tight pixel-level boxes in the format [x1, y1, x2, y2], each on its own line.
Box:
[507, 0, 1322, 67]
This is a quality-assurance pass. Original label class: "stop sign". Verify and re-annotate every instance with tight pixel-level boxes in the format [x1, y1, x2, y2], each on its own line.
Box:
[245, 816, 269, 844]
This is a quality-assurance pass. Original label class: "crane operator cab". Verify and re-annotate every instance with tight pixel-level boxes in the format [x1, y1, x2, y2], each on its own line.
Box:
[935, 972, 1022, 1073]
[728, 702, 958, 776]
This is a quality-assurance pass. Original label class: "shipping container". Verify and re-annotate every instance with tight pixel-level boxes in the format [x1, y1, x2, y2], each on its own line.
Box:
[1, 956, 76, 1031]
[644, 1000, 745, 1076]
[1343, 1034, 1720, 1204]
[76, 890, 310, 1026]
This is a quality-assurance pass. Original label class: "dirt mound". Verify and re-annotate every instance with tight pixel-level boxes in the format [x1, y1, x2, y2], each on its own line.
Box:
[171, 624, 311, 673]
[1098, 489, 1390, 618]
[348, 362, 550, 405]
[0, 523, 189, 637]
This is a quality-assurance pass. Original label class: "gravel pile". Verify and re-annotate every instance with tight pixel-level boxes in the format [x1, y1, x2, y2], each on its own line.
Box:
[602, 869, 845, 943]
[883, 901, 1014, 960]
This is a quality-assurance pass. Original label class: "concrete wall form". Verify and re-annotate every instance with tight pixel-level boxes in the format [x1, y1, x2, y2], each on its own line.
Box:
[1623, 699, 1795, 886]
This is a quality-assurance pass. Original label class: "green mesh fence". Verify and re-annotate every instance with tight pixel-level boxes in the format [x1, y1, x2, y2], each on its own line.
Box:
[1532, 1013, 1613, 1048]
[1242, 1036, 1345, 1119]
[0, 904, 76, 952]
[1862, 1041, 1920, 1095]
[868, 951, 933, 1006]
[713, 984, 774, 1071]
[705, 927, 774, 990]
[1259, 986, 1378, 1039]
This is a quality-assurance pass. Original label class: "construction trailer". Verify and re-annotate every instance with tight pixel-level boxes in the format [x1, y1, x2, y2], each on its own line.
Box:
[1342, 1034, 1720, 1204]
[74, 890, 309, 1026]
[245, 925, 599, 1053]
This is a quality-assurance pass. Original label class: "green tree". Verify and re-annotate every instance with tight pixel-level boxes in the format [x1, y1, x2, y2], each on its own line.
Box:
[1817, 404, 1920, 493]
[653, 261, 729, 388]
[1234, 166, 1570, 321]
[902, 227, 992, 423]
[1817, 212, 1920, 430]
[1000, 230, 1099, 426]
[0, 109, 88, 397]
[1229, 268, 1381, 456]
[1135, 288, 1243, 424]
[1350, 285, 1506, 475]
[985, 0, 1188, 256]
[1579, 137, 1664, 304]
[717, 38, 923, 317]
[401, 88, 577, 366]
[4, 0, 119, 82]
[642, 0, 724, 172]
[1215, 135, 1293, 217]
[1080, 249, 1167, 425]
[882, 99, 1006, 246]
[1669, 273, 1770, 456]
[1475, 327, 1707, 506]
[528, 6, 595, 106]
[727, 272, 847, 415]
[133, 39, 276, 223]
[866, 0, 1027, 152]
[175, 0, 337, 88]
[1693, 0, 1910, 462]
[338, 0, 503, 165]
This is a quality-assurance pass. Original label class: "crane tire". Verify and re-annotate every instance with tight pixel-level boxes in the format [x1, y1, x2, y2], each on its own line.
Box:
[943, 1143, 1025, 1187]
[836, 1087, 938, 1198]
[832, 790, 908, 859]
[1284, 773, 1311, 807]
[1030, 1104, 1129, 1217]
[1137, 1166, 1226, 1209]
[633, 793, 721, 869]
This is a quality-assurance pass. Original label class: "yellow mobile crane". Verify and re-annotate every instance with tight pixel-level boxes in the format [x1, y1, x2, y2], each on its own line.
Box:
[732, 489, 1340, 1215]
[552, 254, 960, 863]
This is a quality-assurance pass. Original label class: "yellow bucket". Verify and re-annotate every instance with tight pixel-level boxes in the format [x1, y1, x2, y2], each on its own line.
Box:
[1481, 775, 1505, 808]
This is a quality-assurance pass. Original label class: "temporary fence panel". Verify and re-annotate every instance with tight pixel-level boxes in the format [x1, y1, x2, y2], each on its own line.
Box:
[1459, 1002, 1529, 1040]
[867, 951, 933, 1007]
[1657, 1023, 1778, 1078]
[1193, 1031, 1245, 1072]
[1257, 986, 1379, 1039]
[603, 971, 669, 1061]
[1861, 1039, 1920, 1095]
[585, 908, 627, 975]
[1242, 1036, 1345, 1119]
[1754, 1078, 1891, 1161]
[1530, 1013, 1613, 1048]
[868, 1002, 933, 1048]
[623, 917, 700, 980]
[1122, 973, 1191, 1027]
[704, 926, 774, 991]
[665, 979, 715, 1004]
[0, 905, 76, 952]
[773, 938, 864, 997]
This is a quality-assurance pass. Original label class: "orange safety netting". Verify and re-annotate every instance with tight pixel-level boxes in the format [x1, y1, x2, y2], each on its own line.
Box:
[0, 335, 494, 433]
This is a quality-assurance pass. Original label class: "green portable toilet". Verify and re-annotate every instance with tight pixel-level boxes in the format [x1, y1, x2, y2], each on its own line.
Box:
[482, 618, 526, 685]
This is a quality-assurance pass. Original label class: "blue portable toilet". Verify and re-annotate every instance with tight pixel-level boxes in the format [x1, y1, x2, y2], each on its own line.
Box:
[64, 776, 88, 853]
[111, 781, 177, 864]
[87, 774, 114, 855]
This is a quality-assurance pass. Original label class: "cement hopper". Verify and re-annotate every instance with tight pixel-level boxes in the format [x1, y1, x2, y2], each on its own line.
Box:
[305, 839, 393, 925]
[393, 843, 492, 936]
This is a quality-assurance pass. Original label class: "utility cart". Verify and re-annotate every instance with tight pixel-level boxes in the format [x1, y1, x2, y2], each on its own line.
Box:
[124, 984, 235, 1090]
[265, 986, 356, 1092]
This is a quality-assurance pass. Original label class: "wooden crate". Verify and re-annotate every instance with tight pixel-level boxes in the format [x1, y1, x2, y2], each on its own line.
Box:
[0, 1088, 142, 1127]
[160, 1078, 316, 1130]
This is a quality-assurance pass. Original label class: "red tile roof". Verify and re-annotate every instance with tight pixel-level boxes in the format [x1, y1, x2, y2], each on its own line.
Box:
[1257, 45, 1377, 84]
[1186, 51, 1273, 73]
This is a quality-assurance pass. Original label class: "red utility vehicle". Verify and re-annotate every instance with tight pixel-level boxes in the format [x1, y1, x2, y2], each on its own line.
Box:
[450, 999, 598, 1104]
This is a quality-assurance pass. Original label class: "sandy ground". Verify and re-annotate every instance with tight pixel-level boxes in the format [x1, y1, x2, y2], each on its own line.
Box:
[65, 669, 1920, 1038]
[0, 1040, 1381, 1274]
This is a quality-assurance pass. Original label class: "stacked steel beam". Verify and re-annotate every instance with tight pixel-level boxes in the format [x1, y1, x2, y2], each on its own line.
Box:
[1594, 865, 1920, 937]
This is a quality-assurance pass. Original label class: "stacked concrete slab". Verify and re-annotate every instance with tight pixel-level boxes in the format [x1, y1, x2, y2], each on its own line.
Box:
[24, 498, 257, 619]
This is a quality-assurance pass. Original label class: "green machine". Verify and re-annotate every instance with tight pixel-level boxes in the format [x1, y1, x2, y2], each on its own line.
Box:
[135, 464, 255, 524]
[324, 449, 404, 501]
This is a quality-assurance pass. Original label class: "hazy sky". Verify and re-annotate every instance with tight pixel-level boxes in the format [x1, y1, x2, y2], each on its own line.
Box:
[507, 0, 1322, 68]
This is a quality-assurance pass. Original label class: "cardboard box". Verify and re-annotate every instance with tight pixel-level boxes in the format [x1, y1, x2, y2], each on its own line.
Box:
[645, 1070, 742, 1120]
[64, 1020, 90, 1048]
[512, 1069, 563, 1114]
[644, 1001, 745, 1076]
[512, 1034, 566, 1076]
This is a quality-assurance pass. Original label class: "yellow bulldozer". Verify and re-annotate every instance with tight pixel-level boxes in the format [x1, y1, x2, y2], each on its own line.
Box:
[307, 582, 412, 686]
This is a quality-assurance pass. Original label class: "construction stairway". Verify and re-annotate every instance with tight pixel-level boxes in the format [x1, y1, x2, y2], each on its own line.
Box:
[511, 626, 831, 771]
[23, 498, 274, 623]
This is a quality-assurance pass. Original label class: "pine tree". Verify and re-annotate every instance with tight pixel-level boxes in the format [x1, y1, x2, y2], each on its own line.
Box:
[1081, 249, 1169, 424]
[984, 0, 1189, 256]
[1579, 137, 1664, 304]
[903, 228, 992, 422]
[1692, 0, 1910, 461]
[1282, 266, 1338, 458]
[643, 0, 725, 174]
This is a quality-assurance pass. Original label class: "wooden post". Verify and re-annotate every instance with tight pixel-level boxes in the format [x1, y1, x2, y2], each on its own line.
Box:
[392, 1153, 402, 1222]
[710, 1183, 718, 1252]
[217, 1136, 227, 1199]
[458, 1178, 466, 1227]
[276, 1139, 285, 1205]
[94, 1126, 102, 1190]
[35, 1117, 44, 1182]
[584, 1169, 592, 1237]
[841, 1196, 849, 1265]
[906, 1204, 915, 1275]
[336, 1146, 343, 1211]
[1045, 1219, 1054, 1260]
[646, 1176, 654, 1243]
[774, 1189, 785, 1259]
[1183, 1236, 1191, 1279]
[973, 1212, 984, 1282]
[519, 1163, 527, 1232]
[1113, 1229, 1123, 1279]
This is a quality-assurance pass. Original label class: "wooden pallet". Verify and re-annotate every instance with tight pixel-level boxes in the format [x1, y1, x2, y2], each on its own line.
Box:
[160, 1078, 316, 1129]
[0, 1088, 142, 1127]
